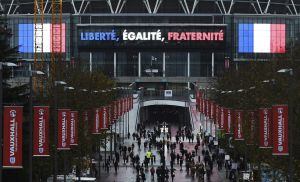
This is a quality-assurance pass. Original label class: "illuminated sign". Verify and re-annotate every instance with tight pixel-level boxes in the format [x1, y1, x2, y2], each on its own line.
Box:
[18, 23, 66, 53]
[238, 24, 285, 53]
[77, 25, 226, 50]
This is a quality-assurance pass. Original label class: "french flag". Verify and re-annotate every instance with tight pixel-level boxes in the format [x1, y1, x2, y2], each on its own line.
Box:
[238, 24, 285, 53]
[18, 23, 66, 53]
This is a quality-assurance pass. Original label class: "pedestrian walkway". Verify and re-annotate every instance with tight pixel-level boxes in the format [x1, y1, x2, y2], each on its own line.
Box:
[97, 100, 229, 182]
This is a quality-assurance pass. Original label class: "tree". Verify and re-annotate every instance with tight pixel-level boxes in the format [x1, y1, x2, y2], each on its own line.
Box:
[213, 47, 300, 181]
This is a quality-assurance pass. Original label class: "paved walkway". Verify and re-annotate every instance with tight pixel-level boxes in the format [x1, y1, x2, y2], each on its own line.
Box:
[97, 100, 229, 182]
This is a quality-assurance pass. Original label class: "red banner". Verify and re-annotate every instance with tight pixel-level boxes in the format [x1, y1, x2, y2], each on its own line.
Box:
[247, 111, 257, 145]
[215, 105, 219, 127]
[234, 110, 244, 140]
[108, 105, 112, 126]
[92, 108, 101, 134]
[223, 108, 228, 132]
[219, 107, 225, 130]
[70, 111, 78, 146]
[207, 100, 211, 118]
[101, 106, 109, 130]
[272, 105, 289, 155]
[225, 109, 233, 134]
[210, 101, 214, 120]
[131, 96, 134, 109]
[113, 101, 118, 121]
[3, 106, 23, 168]
[122, 98, 126, 115]
[57, 109, 71, 150]
[33, 106, 50, 156]
[118, 99, 122, 117]
[259, 108, 272, 148]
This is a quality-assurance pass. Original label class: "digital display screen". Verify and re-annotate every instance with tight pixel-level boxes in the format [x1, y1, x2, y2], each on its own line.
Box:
[77, 25, 226, 50]
[18, 23, 66, 53]
[238, 24, 285, 53]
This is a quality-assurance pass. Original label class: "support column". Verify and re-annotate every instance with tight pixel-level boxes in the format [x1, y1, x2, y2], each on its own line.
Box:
[138, 52, 141, 77]
[114, 52, 117, 77]
[163, 52, 166, 77]
[187, 52, 190, 88]
[89, 52, 92, 73]
[211, 52, 215, 77]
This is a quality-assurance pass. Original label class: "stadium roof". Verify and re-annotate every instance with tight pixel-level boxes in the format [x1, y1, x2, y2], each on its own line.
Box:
[1, 0, 300, 15]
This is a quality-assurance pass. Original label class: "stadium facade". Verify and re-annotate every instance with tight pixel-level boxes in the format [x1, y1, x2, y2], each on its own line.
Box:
[2, 0, 300, 89]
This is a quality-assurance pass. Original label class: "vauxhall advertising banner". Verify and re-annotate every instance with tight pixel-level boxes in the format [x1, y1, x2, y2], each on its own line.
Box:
[234, 110, 244, 140]
[259, 108, 272, 148]
[70, 111, 78, 146]
[272, 105, 289, 155]
[3, 106, 23, 168]
[77, 25, 226, 50]
[33, 106, 50, 156]
[93, 108, 101, 134]
[57, 109, 71, 150]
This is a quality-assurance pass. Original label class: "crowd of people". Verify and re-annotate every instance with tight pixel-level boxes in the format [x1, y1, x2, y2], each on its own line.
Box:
[100, 122, 247, 181]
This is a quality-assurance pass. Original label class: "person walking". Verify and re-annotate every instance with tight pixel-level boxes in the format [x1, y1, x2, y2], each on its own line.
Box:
[114, 160, 119, 174]
[179, 156, 183, 171]
[171, 168, 176, 182]
[150, 167, 155, 181]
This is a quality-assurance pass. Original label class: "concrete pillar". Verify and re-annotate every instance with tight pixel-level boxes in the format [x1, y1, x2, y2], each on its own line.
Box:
[114, 52, 117, 77]
[89, 52, 92, 73]
[138, 52, 141, 77]
[187, 52, 190, 88]
[163, 52, 166, 77]
[211, 52, 215, 77]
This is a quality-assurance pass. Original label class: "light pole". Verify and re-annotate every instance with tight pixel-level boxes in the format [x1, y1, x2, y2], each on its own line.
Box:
[0, 62, 17, 182]
[277, 68, 294, 182]
[28, 70, 45, 182]
[53, 81, 67, 182]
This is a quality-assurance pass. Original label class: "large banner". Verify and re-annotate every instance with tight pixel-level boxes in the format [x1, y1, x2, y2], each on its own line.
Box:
[70, 111, 78, 146]
[234, 110, 244, 140]
[92, 108, 101, 134]
[272, 105, 289, 155]
[33, 106, 50, 156]
[57, 109, 71, 150]
[259, 108, 272, 148]
[3, 106, 23, 168]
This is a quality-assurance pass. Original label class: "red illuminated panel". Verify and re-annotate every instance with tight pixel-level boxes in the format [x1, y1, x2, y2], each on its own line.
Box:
[50, 23, 66, 53]
[271, 24, 285, 53]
